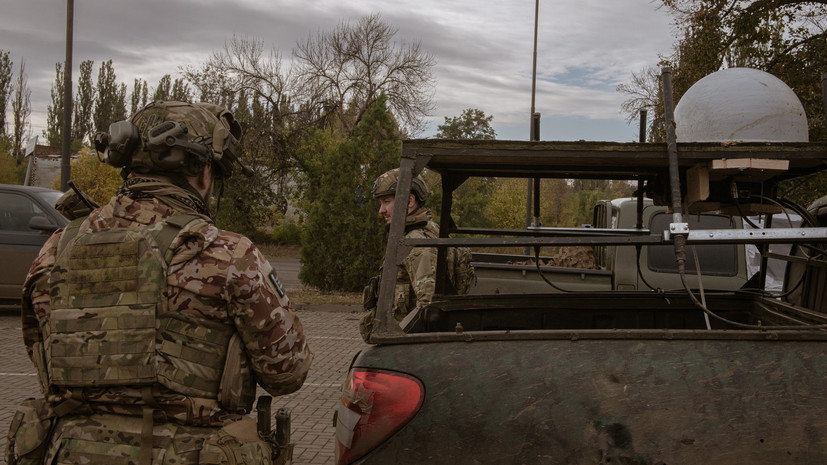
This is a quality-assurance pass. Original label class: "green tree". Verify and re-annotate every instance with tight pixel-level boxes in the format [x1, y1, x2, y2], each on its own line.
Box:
[93, 60, 121, 135]
[50, 147, 121, 205]
[0, 50, 13, 137]
[73, 60, 95, 145]
[434, 108, 497, 140]
[44, 62, 64, 147]
[170, 77, 191, 102]
[430, 108, 498, 227]
[130, 78, 148, 115]
[620, 0, 827, 206]
[0, 138, 25, 184]
[299, 94, 400, 291]
[153, 74, 172, 101]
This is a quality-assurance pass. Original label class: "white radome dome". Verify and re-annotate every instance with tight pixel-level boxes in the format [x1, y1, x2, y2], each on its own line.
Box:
[674, 67, 808, 143]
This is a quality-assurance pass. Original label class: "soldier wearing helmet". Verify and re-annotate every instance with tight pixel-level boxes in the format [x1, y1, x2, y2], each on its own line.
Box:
[360, 168, 440, 341]
[15, 101, 313, 465]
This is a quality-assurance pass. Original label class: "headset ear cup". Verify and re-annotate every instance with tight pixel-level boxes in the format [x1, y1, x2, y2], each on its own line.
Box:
[212, 125, 228, 159]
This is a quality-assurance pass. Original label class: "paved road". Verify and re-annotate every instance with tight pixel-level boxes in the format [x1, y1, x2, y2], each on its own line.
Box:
[0, 257, 368, 465]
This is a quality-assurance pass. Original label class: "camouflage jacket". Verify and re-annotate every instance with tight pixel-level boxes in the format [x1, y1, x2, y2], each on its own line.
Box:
[22, 192, 313, 425]
[360, 209, 438, 341]
[396, 208, 439, 317]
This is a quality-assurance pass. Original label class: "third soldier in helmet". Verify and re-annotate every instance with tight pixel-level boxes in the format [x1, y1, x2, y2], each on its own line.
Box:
[360, 168, 474, 341]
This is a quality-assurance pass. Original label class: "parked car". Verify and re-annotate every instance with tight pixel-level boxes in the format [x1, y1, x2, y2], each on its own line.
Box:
[0, 184, 68, 309]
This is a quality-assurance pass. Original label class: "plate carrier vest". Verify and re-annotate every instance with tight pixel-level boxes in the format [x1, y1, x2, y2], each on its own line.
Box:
[41, 214, 255, 414]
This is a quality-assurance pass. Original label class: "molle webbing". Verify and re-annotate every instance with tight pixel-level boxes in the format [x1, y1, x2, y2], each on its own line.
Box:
[155, 314, 236, 398]
[46, 215, 203, 388]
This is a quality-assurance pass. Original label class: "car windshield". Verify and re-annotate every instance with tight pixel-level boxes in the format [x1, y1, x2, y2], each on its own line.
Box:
[34, 190, 63, 208]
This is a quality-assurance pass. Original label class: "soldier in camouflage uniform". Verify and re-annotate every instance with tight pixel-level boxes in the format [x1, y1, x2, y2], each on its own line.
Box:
[360, 169, 442, 341]
[7, 101, 313, 465]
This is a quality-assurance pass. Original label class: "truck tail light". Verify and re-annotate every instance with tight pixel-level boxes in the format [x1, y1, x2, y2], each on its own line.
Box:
[335, 368, 424, 465]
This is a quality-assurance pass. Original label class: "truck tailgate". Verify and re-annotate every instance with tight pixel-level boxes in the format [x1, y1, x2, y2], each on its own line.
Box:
[348, 336, 827, 464]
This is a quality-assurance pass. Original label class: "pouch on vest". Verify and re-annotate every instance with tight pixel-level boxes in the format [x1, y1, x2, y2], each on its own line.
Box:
[42, 412, 273, 465]
[217, 333, 256, 414]
[5, 398, 56, 465]
[47, 220, 172, 386]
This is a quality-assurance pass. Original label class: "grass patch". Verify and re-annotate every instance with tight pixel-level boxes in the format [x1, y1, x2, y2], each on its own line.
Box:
[258, 243, 301, 259]
[290, 288, 362, 307]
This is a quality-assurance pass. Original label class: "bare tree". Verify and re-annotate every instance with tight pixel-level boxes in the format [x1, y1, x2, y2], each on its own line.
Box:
[617, 65, 665, 142]
[294, 13, 436, 135]
[189, 35, 292, 112]
[0, 50, 12, 136]
[11, 59, 31, 162]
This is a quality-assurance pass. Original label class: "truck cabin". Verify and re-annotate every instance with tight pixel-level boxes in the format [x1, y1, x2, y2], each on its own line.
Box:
[366, 138, 827, 342]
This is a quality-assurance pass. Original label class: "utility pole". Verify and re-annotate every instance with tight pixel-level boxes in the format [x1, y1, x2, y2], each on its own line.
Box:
[60, 0, 73, 192]
[525, 0, 540, 237]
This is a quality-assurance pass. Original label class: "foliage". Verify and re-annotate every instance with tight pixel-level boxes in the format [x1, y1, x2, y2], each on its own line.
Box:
[271, 222, 302, 245]
[0, 140, 25, 184]
[435, 108, 497, 140]
[93, 60, 126, 135]
[153, 75, 171, 101]
[299, 94, 400, 291]
[73, 60, 95, 145]
[0, 50, 11, 136]
[44, 62, 64, 147]
[130, 78, 148, 116]
[483, 178, 531, 230]
[211, 166, 282, 238]
[619, 0, 827, 206]
[10, 59, 30, 163]
[427, 108, 498, 228]
[620, 0, 827, 146]
[50, 148, 122, 205]
[152, 75, 191, 102]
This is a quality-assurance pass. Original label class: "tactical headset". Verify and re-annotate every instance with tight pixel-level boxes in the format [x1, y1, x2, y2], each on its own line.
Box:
[94, 101, 253, 179]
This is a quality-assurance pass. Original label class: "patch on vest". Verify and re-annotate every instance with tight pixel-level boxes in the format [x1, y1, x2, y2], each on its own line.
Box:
[269, 271, 285, 298]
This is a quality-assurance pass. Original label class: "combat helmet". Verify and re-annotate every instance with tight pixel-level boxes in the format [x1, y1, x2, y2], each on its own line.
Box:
[371, 168, 429, 204]
[94, 100, 250, 178]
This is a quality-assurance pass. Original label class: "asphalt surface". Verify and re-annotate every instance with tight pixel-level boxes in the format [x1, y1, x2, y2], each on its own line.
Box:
[0, 258, 367, 465]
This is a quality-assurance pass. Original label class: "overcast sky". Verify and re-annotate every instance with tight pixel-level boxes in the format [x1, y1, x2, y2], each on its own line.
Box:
[1, 0, 675, 143]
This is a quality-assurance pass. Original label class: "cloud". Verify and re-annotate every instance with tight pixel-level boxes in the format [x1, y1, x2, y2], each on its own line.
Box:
[1, 0, 674, 141]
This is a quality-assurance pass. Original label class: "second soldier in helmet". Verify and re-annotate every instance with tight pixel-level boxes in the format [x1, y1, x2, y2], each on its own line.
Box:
[360, 168, 440, 340]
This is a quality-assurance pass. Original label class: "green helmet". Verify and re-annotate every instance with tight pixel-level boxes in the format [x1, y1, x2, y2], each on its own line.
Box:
[371, 168, 429, 203]
[95, 100, 246, 178]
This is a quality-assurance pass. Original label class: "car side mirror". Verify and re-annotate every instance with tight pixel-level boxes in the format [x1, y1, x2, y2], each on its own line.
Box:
[28, 215, 57, 232]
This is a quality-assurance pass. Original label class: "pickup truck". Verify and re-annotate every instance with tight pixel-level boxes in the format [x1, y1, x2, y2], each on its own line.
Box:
[471, 197, 749, 295]
[334, 101, 827, 465]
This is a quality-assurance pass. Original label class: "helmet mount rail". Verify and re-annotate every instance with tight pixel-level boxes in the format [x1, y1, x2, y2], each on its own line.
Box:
[93, 100, 254, 179]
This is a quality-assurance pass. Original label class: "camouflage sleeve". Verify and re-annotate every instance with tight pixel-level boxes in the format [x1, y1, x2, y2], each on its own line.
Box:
[403, 245, 437, 307]
[21, 229, 63, 360]
[225, 237, 314, 397]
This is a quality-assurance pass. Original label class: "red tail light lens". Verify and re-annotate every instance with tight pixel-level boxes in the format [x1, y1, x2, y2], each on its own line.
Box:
[335, 368, 424, 464]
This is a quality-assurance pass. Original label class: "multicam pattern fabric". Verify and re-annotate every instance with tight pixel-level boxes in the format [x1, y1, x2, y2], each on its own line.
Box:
[397, 208, 440, 316]
[359, 208, 439, 340]
[22, 183, 313, 427]
[43, 412, 272, 465]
